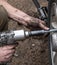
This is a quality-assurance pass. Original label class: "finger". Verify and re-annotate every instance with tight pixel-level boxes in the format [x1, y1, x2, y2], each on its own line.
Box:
[39, 23, 49, 30]
[0, 56, 12, 63]
[4, 57, 12, 63]
[3, 45, 16, 50]
[5, 53, 13, 59]
[4, 49, 15, 55]
[7, 49, 15, 54]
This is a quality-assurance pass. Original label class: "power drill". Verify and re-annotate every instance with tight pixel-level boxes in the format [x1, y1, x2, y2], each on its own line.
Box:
[0, 29, 57, 45]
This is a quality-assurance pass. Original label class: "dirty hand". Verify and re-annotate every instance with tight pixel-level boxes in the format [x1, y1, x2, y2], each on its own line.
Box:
[23, 17, 49, 30]
[0, 45, 16, 63]
[0, 0, 49, 30]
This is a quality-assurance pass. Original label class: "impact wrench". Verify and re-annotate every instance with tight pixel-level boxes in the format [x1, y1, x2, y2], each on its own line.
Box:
[0, 29, 57, 45]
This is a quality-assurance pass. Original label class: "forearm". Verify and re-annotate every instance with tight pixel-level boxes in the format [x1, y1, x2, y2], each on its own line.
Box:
[0, 0, 49, 30]
[0, 1, 31, 24]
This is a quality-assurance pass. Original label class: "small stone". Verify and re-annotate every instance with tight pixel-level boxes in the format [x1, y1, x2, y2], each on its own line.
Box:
[32, 44, 35, 47]
[14, 53, 18, 57]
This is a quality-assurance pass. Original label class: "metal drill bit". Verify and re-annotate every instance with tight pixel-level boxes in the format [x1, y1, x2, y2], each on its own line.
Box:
[29, 29, 57, 36]
[49, 29, 57, 32]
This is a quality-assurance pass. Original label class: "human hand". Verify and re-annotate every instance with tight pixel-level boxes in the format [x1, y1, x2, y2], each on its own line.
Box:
[0, 45, 16, 63]
[23, 17, 49, 30]
[0, 0, 49, 30]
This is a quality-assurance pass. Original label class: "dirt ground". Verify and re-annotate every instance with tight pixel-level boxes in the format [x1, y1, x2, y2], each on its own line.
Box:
[7, 0, 50, 65]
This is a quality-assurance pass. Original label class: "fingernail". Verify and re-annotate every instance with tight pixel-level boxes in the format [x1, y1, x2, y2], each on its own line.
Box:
[45, 27, 49, 30]
[46, 28, 49, 30]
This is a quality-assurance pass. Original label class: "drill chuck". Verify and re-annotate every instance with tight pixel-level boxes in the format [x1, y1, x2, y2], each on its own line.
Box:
[14, 30, 29, 40]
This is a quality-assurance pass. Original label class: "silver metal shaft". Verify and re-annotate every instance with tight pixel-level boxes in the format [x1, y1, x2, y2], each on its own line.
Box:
[29, 29, 57, 36]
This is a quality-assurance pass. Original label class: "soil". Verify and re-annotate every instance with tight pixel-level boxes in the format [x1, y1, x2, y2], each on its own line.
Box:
[7, 0, 50, 65]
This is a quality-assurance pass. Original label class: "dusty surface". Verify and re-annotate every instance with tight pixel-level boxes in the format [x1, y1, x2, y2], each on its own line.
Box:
[7, 0, 50, 65]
